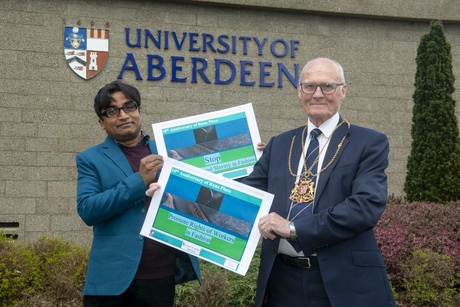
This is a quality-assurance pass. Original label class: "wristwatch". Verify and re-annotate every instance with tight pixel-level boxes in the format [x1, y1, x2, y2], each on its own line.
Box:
[289, 221, 297, 241]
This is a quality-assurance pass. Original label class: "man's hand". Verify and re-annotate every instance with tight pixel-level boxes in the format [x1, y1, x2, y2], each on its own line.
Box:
[257, 141, 266, 151]
[139, 154, 163, 185]
[146, 182, 161, 197]
[258, 212, 290, 240]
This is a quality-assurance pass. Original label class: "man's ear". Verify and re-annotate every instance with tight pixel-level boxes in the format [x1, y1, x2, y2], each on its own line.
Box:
[297, 84, 302, 99]
[98, 119, 105, 130]
[340, 84, 347, 99]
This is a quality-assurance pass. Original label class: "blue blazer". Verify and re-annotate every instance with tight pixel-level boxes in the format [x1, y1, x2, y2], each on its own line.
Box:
[243, 121, 395, 307]
[76, 136, 201, 296]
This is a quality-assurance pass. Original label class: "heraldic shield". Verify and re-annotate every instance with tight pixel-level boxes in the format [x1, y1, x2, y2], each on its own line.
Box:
[64, 26, 109, 80]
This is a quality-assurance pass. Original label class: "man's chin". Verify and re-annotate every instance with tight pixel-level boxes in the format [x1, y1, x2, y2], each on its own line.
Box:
[307, 111, 328, 118]
[111, 130, 141, 142]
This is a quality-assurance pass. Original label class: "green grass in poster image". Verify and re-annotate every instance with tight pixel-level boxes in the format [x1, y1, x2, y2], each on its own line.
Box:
[154, 208, 248, 260]
[183, 145, 255, 171]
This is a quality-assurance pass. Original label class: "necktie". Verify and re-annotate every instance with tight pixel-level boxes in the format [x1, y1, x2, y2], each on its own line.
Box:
[289, 128, 322, 252]
[305, 128, 322, 182]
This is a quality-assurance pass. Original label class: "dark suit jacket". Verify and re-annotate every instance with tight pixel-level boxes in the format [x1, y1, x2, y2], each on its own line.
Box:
[76, 136, 201, 296]
[243, 120, 395, 307]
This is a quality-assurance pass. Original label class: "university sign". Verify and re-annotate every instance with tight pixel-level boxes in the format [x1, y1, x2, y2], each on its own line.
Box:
[64, 26, 301, 88]
[118, 28, 301, 88]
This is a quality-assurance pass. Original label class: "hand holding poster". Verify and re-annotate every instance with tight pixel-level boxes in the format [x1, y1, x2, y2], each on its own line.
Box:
[152, 103, 261, 179]
[140, 158, 274, 276]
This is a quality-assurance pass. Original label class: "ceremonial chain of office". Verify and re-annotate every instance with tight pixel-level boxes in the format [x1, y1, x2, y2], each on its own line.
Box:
[288, 119, 350, 204]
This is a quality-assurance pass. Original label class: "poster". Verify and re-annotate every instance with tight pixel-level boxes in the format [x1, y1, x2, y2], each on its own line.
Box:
[152, 103, 261, 179]
[140, 158, 273, 275]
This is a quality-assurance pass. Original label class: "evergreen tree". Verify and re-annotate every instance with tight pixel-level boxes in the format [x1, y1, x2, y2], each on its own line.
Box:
[404, 20, 460, 203]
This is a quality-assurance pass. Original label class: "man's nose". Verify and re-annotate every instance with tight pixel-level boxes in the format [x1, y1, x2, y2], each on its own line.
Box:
[312, 86, 324, 97]
[118, 108, 130, 118]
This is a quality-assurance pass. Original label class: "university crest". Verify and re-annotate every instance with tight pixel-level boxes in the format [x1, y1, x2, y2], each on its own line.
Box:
[64, 26, 109, 79]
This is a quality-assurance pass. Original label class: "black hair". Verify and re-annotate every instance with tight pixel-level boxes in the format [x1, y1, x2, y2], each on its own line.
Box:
[94, 81, 141, 119]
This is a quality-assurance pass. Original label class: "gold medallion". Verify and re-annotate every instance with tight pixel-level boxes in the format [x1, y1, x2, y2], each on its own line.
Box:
[289, 177, 315, 203]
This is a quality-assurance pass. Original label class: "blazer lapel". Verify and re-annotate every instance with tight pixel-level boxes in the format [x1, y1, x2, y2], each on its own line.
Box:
[101, 136, 134, 176]
[315, 121, 351, 203]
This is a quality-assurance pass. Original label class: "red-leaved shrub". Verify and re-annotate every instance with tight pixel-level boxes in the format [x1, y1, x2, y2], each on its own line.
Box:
[375, 199, 460, 284]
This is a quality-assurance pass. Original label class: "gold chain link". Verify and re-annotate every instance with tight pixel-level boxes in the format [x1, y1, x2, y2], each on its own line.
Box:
[287, 119, 350, 178]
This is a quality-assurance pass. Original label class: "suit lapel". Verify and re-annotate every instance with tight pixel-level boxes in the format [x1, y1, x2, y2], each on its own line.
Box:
[315, 121, 351, 203]
[101, 136, 134, 176]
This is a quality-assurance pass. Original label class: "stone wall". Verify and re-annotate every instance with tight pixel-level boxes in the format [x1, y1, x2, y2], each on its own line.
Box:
[1, 0, 459, 242]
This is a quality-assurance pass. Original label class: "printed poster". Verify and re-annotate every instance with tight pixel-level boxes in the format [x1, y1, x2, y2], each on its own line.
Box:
[152, 103, 261, 179]
[140, 158, 273, 276]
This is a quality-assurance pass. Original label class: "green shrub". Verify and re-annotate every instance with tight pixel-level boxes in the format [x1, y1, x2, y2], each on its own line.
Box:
[175, 262, 230, 307]
[0, 234, 89, 307]
[226, 247, 259, 306]
[175, 244, 261, 307]
[0, 234, 42, 306]
[401, 249, 460, 307]
[1, 233, 260, 307]
[30, 237, 89, 305]
[404, 20, 460, 203]
[8, 233, 460, 306]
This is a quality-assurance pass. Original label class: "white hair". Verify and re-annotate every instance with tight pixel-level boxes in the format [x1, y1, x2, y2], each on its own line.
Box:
[300, 57, 346, 83]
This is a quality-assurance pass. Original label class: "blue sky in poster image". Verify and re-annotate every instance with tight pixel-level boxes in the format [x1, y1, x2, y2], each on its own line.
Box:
[164, 117, 250, 150]
[164, 173, 258, 224]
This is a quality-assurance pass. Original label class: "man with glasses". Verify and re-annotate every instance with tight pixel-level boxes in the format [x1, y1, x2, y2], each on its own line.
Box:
[243, 58, 395, 306]
[76, 81, 201, 307]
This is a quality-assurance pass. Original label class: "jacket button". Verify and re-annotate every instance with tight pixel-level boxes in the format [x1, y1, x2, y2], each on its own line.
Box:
[139, 235, 144, 241]
[140, 208, 146, 214]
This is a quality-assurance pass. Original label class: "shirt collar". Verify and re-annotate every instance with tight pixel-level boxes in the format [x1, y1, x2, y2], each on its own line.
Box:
[139, 131, 150, 146]
[307, 113, 340, 140]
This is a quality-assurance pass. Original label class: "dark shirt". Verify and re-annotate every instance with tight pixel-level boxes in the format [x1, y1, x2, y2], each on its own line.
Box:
[119, 134, 176, 280]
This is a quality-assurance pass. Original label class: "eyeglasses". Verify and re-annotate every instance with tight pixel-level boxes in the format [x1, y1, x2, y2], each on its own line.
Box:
[101, 101, 140, 118]
[299, 82, 344, 95]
